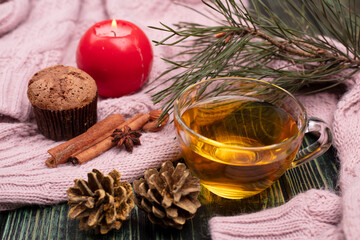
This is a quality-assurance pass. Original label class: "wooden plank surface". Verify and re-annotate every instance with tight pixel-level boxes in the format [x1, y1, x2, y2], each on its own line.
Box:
[0, 135, 338, 240]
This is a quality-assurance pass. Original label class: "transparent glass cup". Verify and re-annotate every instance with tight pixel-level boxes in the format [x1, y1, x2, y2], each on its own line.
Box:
[174, 77, 332, 199]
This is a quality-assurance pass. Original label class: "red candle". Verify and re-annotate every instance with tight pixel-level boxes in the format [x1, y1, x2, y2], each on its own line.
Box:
[76, 19, 153, 98]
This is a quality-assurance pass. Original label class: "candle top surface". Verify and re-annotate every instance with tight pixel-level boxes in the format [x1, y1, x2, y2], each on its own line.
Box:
[27, 65, 98, 111]
[94, 20, 133, 37]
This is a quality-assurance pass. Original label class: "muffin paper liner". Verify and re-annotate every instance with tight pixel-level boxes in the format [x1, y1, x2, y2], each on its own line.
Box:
[32, 94, 98, 141]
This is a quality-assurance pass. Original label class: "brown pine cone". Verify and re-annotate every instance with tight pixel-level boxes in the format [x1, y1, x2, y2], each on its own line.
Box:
[133, 161, 201, 229]
[67, 169, 134, 234]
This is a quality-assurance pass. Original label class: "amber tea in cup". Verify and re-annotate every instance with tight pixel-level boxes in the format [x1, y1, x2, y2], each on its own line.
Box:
[174, 77, 332, 199]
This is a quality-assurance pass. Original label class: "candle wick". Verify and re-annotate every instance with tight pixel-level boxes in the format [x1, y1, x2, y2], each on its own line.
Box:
[111, 31, 116, 37]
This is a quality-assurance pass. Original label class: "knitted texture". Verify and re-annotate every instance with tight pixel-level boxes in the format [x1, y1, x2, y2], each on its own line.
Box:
[332, 80, 360, 239]
[209, 190, 343, 240]
[0, 0, 210, 210]
[0, 0, 29, 36]
[0, 0, 81, 121]
[0, 1, 359, 239]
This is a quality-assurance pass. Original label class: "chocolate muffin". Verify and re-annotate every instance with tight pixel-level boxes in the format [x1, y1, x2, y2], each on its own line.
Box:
[27, 65, 98, 141]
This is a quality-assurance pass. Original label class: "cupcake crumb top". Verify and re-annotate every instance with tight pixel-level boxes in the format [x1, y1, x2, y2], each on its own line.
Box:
[27, 65, 98, 111]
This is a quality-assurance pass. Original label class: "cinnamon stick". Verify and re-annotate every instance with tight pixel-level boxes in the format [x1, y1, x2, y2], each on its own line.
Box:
[46, 114, 125, 168]
[69, 113, 150, 165]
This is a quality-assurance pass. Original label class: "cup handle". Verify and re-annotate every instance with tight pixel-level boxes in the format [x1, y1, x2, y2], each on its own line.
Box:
[292, 117, 333, 167]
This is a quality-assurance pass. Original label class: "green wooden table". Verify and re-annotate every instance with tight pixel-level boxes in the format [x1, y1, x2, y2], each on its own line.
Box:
[0, 135, 338, 240]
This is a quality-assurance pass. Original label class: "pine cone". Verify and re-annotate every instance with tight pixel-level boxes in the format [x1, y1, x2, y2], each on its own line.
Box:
[67, 169, 135, 234]
[133, 161, 201, 229]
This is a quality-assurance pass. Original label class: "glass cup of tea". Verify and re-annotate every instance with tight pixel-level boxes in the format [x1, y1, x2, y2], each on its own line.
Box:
[174, 77, 332, 199]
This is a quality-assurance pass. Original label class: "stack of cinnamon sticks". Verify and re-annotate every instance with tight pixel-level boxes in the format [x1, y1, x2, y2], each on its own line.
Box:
[46, 111, 168, 168]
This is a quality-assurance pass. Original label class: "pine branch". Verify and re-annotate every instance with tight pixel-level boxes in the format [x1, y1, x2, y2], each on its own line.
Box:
[148, 0, 360, 117]
[220, 28, 360, 64]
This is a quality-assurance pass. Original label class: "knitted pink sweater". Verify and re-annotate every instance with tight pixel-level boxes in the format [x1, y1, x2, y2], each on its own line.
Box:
[0, 0, 358, 239]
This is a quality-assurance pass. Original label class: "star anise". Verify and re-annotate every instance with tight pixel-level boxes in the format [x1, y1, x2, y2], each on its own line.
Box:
[111, 126, 142, 152]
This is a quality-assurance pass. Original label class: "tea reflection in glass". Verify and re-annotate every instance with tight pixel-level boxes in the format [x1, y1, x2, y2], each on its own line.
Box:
[174, 78, 332, 199]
